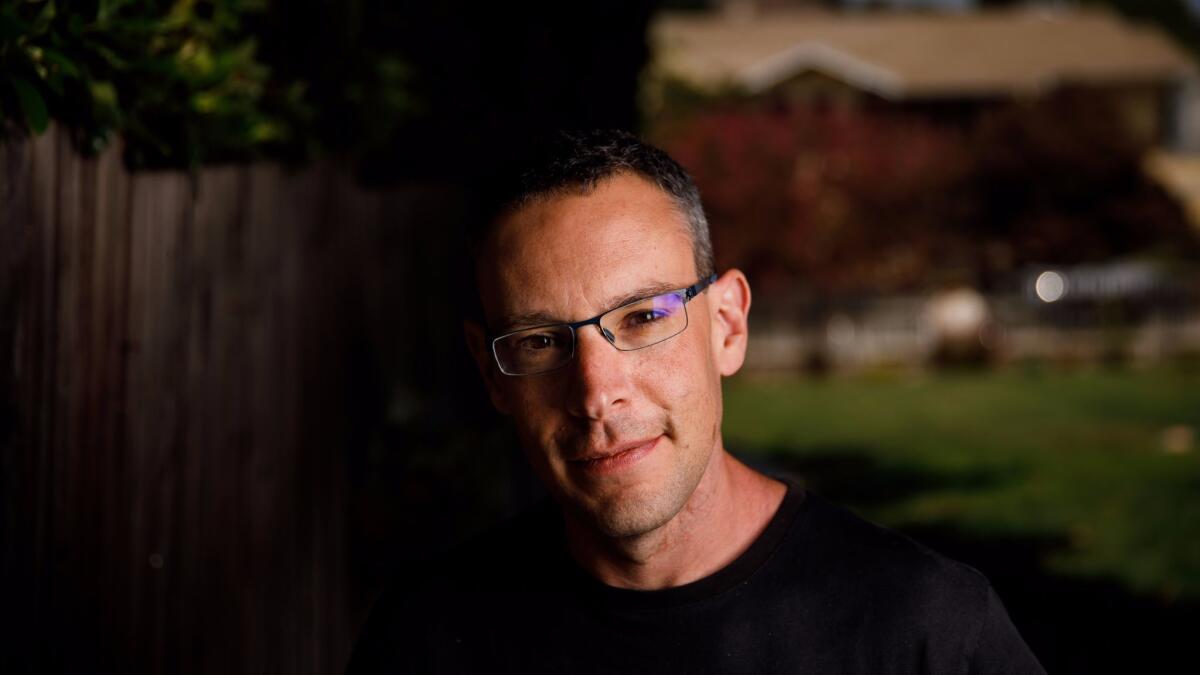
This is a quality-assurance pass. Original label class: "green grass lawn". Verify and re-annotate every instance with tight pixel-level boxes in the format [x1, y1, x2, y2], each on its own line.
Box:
[722, 366, 1200, 601]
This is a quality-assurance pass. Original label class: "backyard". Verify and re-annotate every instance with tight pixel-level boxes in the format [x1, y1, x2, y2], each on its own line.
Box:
[724, 365, 1200, 670]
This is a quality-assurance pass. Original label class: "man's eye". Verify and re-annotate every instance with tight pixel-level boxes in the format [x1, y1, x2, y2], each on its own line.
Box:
[625, 309, 669, 327]
[518, 333, 559, 351]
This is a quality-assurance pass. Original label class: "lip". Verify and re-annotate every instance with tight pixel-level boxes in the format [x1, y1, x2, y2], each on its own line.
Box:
[569, 436, 661, 476]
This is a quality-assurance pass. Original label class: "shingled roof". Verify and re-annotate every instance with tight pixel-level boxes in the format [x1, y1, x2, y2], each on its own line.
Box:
[652, 8, 1197, 99]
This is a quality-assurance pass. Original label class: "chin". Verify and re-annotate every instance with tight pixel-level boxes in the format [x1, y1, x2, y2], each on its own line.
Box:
[573, 469, 697, 539]
[585, 495, 676, 539]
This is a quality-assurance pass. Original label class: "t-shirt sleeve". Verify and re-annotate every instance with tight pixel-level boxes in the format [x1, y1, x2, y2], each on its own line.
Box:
[966, 585, 1046, 675]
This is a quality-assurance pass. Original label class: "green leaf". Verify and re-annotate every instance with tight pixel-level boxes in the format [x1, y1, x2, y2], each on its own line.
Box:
[89, 80, 118, 108]
[191, 89, 221, 113]
[42, 48, 80, 78]
[66, 12, 82, 36]
[98, 0, 138, 23]
[0, 9, 27, 43]
[30, 0, 57, 36]
[11, 77, 49, 133]
[85, 41, 128, 70]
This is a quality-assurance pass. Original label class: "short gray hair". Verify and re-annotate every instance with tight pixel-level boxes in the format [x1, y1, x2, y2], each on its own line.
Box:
[477, 129, 715, 279]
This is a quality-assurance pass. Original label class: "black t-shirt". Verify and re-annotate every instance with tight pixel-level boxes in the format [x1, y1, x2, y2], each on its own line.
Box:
[347, 481, 1045, 674]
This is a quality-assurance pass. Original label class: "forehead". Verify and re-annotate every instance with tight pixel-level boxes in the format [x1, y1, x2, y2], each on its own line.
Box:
[477, 173, 697, 328]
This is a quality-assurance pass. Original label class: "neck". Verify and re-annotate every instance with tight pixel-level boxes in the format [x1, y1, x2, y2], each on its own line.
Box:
[562, 448, 786, 590]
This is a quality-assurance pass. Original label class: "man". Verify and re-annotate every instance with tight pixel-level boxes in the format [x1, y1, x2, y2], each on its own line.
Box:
[347, 130, 1045, 674]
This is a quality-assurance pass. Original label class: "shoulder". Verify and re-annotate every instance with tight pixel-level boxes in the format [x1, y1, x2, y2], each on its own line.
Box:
[785, 492, 997, 650]
[780, 491, 1045, 672]
[796, 491, 992, 605]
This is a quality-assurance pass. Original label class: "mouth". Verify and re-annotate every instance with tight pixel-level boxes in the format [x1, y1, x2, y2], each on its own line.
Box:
[569, 436, 662, 476]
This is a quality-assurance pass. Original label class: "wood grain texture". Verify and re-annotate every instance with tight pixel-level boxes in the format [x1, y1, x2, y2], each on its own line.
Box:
[0, 127, 468, 674]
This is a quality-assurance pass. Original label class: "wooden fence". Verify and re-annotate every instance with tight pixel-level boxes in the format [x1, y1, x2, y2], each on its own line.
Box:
[0, 126, 492, 674]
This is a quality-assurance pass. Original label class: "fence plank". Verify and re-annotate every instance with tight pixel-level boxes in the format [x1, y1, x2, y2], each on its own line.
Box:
[2, 130, 460, 674]
[1, 129, 37, 673]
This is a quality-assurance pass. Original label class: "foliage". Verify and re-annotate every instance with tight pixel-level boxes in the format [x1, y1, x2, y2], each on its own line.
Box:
[660, 105, 969, 295]
[654, 94, 1198, 295]
[0, 0, 415, 169]
[0, 0, 313, 167]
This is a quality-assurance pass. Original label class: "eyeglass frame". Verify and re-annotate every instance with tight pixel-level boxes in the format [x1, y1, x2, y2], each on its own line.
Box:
[489, 274, 719, 376]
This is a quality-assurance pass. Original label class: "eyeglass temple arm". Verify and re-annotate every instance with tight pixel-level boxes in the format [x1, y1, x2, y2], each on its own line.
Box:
[557, 274, 717, 334]
[685, 274, 719, 301]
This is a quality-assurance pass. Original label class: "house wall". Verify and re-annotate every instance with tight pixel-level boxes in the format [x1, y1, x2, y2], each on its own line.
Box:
[1099, 82, 1173, 148]
[770, 70, 873, 109]
[1167, 76, 1200, 152]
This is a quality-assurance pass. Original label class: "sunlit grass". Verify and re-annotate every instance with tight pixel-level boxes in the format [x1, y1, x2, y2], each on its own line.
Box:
[723, 366, 1200, 600]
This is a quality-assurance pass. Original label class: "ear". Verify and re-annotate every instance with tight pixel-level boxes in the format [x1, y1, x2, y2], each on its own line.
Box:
[464, 319, 513, 415]
[708, 269, 752, 377]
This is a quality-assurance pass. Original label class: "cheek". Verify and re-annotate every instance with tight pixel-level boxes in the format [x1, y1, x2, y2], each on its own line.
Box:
[501, 384, 568, 453]
[638, 332, 718, 416]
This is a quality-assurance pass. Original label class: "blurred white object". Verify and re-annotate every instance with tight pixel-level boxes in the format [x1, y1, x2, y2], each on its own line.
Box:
[926, 287, 990, 342]
[1035, 270, 1067, 303]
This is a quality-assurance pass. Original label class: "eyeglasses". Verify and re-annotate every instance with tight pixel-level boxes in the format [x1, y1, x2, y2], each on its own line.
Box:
[490, 274, 718, 376]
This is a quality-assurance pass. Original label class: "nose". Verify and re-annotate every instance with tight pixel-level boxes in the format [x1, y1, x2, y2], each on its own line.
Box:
[565, 324, 631, 420]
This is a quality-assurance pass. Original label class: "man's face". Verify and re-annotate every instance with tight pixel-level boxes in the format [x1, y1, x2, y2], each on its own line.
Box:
[472, 173, 729, 538]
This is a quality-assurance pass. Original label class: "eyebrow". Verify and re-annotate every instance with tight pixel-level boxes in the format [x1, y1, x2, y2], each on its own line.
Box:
[498, 281, 684, 332]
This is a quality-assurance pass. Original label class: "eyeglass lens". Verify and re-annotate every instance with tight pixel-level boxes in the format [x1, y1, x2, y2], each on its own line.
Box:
[494, 290, 690, 375]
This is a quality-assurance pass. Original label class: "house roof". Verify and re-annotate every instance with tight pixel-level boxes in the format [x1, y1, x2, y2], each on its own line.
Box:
[1145, 150, 1200, 232]
[652, 8, 1197, 100]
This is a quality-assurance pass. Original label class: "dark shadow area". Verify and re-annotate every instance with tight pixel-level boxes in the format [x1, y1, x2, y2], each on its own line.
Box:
[740, 443, 1020, 508]
[736, 443, 1199, 675]
[259, 0, 656, 182]
[904, 523, 1200, 675]
[0, 3, 659, 672]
